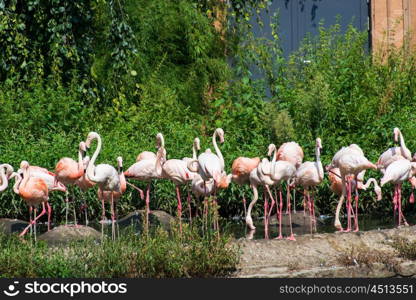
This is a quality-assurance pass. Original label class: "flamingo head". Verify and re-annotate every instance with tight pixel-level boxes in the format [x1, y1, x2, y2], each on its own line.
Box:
[20, 160, 29, 170]
[79, 141, 87, 157]
[117, 156, 123, 173]
[85, 132, 99, 148]
[215, 128, 224, 143]
[156, 133, 165, 148]
[194, 137, 201, 151]
[393, 127, 400, 143]
[316, 137, 322, 149]
[267, 144, 276, 157]
[217, 173, 232, 189]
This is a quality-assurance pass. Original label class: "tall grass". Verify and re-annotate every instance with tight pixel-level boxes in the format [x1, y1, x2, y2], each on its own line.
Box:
[0, 224, 239, 278]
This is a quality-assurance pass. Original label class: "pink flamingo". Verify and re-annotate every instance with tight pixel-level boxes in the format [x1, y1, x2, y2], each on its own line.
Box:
[125, 133, 166, 228]
[246, 144, 277, 237]
[189, 128, 225, 184]
[293, 138, 323, 235]
[332, 144, 377, 232]
[329, 167, 382, 231]
[97, 157, 126, 238]
[162, 138, 201, 228]
[74, 155, 96, 225]
[10, 161, 49, 240]
[17, 162, 66, 231]
[380, 158, 416, 227]
[377, 127, 412, 173]
[269, 147, 297, 240]
[276, 141, 304, 213]
[55, 141, 87, 225]
[187, 128, 225, 229]
[85, 132, 121, 240]
[231, 156, 261, 218]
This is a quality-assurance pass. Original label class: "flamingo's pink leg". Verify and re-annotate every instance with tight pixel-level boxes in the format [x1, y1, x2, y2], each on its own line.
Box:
[263, 190, 269, 239]
[286, 185, 296, 241]
[20, 204, 47, 237]
[46, 202, 52, 231]
[277, 188, 283, 239]
[307, 191, 312, 234]
[187, 187, 192, 225]
[29, 206, 33, 236]
[353, 188, 359, 232]
[242, 194, 247, 219]
[311, 191, 317, 232]
[145, 183, 150, 231]
[111, 193, 116, 240]
[345, 178, 352, 232]
[176, 186, 182, 233]
[101, 190, 105, 238]
[267, 192, 275, 220]
[397, 184, 408, 226]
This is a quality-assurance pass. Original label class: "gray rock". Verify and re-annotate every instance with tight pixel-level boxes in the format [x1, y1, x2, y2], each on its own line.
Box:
[234, 225, 416, 278]
[38, 225, 101, 245]
[0, 218, 28, 234]
[398, 261, 416, 277]
[117, 210, 174, 231]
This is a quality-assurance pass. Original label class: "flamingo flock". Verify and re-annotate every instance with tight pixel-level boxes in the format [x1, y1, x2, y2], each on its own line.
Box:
[0, 127, 415, 241]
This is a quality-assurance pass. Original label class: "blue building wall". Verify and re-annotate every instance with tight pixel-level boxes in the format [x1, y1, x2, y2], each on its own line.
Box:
[252, 0, 369, 56]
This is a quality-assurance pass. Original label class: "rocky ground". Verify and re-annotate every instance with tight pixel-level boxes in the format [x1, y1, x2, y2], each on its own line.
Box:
[233, 225, 416, 278]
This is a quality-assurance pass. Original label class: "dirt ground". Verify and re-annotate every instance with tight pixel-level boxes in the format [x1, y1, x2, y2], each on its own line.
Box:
[233, 225, 416, 278]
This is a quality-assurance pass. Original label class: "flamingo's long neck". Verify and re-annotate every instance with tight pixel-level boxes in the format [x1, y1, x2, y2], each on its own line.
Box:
[118, 163, 126, 193]
[157, 133, 165, 149]
[192, 141, 198, 160]
[11, 173, 22, 194]
[86, 134, 102, 183]
[20, 166, 30, 192]
[271, 145, 278, 179]
[155, 148, 166, 177]
[78, 147, 84, 173]
[398, 130, 411, 160]
[316, 145, 324, 180]
[213, 130, 224, 170]
[363, 178, 373, 189]
[0, 167, 8, 192]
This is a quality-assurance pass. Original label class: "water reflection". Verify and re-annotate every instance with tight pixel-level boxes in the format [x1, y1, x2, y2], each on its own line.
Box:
[224, 213, 416, 240]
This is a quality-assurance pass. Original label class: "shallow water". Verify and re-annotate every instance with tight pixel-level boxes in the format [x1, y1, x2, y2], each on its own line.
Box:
[222, 213, 416, 240]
